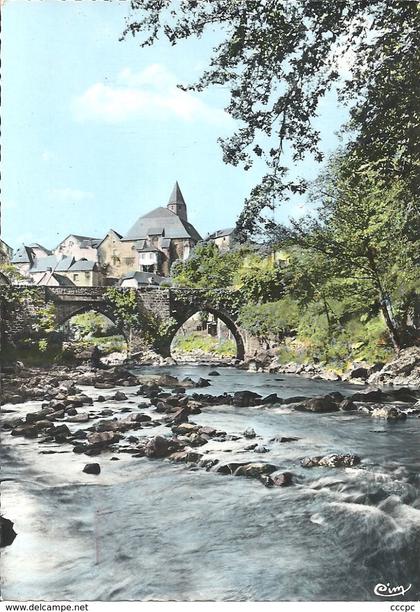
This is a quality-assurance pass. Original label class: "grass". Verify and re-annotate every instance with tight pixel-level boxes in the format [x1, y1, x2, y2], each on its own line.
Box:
[172, 332, 236, 358]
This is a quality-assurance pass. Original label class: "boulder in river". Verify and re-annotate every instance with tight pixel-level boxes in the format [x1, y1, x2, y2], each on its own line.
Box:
[339, 399, 357, 411]
[208, 370, 220, 376]
[301, 453, 361, 468]
[112, 391, 128, 401]
[83, 463, 101, 475]
[254, 445, 270, 454]
[0, 516, 17, 547]
[145, 435, 171, 458]
[263, 471, 294, 487]
[87, 431, 120, 446]
[243, 427, 257, 439]
[294, 396, 339, 413]
[370, 405, 407, 421]
[234, 462, 278, 479]
[233, 390, 262, 407]
[261, 393, 282, 405]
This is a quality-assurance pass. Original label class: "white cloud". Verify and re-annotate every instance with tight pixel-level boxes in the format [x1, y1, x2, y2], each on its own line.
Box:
[71, 64, 230, 125]
[48, 188, 94, 203]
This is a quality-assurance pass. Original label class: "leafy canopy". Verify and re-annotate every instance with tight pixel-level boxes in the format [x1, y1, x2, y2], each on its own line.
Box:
[123, 1, 419, 235]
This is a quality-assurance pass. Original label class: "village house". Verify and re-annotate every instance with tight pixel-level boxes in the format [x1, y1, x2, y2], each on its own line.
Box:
[54, 234, 101, 261]
[60, 259, 102, 287]
[205, 227, 237, 252]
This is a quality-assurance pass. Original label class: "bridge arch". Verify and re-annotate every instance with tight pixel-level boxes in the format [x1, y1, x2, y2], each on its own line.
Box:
[53, 303, 128, 343]
[160, 305, 245, 361]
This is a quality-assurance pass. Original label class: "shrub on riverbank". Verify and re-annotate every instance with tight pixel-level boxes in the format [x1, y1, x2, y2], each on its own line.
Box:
[172, 332, 236, 358]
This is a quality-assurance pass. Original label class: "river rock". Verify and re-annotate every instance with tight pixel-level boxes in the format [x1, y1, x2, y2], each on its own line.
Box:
[254, 445, 270, 453]
[196, 377, 211, 388]
[349, 366, 369, 380]
[87, 431, 120, 445]
[208, 370, 220, 376]
[367, 347, 420, 387]
[145, 435, 171, 458]
[269, 435, 300, 443]
[243, 427, 256, 439]
[282, 396, 308, 405]
[0, 516, 17, 547]
[339, 399, 356, 411]
[198, 426, 218, 437]
[128, 413, 152, 423]
[261, 393, 281, 405]
[233, 390, 262, 407]
[171, 423, 199, 435]
[83, 463, 101, 475]
[234, 462, 278, 479]
[301, 453, 361, 468]
[294, 396, 339, 413]
[25, 407, 55, 423]
[112, 391, 128, 401]
[264, 471, 294, 487]
[370, 405, 407, 421]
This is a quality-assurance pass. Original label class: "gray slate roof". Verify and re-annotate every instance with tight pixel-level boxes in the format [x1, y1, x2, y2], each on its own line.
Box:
[123, 207, 201, 242]
[30, 255, 75, 273]
[11, 245, 34, 264]
[55, 256, 75, 272]
[206, 227, 236, 240]
[68, 259, 97, 272]
[57, 234, 101, 249]
[27, 243, 52, 254]
[52, 273, 75, 286]
[119, 271, 170, 286]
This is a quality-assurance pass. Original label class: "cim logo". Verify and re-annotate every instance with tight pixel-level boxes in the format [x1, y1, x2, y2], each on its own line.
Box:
[374, 582, 412, 598]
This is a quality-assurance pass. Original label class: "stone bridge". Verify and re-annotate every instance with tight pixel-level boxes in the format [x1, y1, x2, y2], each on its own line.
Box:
[0, 286, 255, 359]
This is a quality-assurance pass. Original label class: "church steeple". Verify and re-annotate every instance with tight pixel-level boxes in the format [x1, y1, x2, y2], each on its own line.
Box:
[167, 181, 187, 222]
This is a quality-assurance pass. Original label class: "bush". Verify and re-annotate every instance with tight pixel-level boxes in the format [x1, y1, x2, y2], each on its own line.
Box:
[172, 332, 236, 357]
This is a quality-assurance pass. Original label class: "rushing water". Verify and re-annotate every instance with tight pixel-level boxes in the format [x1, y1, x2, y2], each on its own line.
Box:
[1, 365, 419, 601]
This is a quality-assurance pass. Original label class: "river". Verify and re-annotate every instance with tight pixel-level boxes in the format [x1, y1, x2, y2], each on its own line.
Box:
[1, 365, 419, 601]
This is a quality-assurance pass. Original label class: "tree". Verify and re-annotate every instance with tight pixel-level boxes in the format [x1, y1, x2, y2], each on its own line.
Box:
[123, 1, 419, 235]
[275, 156, 419, 351]
[171, 242, 252, 288]
[233, 255, 284, 303]
[105, 288, 141, 354]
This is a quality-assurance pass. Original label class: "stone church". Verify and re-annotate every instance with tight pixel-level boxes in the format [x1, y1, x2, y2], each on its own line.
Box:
[97, 182, 202, 283]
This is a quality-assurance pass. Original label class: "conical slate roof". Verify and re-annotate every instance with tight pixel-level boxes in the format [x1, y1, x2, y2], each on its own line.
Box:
[167, 181, 186, 207]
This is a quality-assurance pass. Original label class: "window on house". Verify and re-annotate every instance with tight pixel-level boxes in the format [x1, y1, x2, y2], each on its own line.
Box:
[85, 272, 90, 279]
[73, 274, 79, 281]
[125, 257, 135, 266]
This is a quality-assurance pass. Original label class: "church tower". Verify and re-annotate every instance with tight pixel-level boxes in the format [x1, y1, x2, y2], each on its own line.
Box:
[167, 181, 188, 222]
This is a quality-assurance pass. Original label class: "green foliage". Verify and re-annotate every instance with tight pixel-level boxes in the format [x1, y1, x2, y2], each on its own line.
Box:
[123, 2, 419, 234]
[275, 156, 419, 350]
[172, 332, 236, 358]
[239, 297, 300, 341]
[233, 256, 285, 303]
[0, 263, 26, 283]
[69, 311, 115, 339]
[105, 288, 140, 329]
[172, 243, 253, 289]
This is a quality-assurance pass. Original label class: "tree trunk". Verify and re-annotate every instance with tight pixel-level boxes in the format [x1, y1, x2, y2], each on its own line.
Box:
[366, 249, 401, 352]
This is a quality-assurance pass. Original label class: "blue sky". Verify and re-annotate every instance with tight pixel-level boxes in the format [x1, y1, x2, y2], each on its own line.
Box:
[2, 0, 348, 250]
